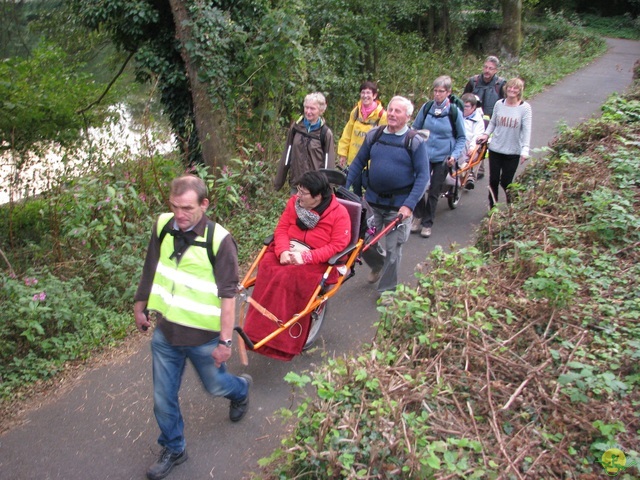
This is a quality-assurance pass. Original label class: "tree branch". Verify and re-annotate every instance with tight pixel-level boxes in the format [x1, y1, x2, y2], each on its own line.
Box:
[76, 50, 136, 115]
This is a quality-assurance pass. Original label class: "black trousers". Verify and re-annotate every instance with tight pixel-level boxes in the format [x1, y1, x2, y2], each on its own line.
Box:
[488, 150, 520, 208]
[414, 161, 447, 228]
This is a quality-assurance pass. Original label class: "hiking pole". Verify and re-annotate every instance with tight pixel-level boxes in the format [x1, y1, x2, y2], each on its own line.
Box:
[362, 214, 403, 253]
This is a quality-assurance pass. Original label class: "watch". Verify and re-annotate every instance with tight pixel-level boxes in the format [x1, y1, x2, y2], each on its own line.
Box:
[219, 339, 232, 348]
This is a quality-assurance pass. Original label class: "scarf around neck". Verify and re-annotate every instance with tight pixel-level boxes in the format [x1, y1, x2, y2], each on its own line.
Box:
[295, 194, 332, 230]
[360, 101, 377, 120]
[303, 117, 322, 132]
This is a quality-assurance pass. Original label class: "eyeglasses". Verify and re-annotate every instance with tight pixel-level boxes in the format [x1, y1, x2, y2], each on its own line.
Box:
[296, 186, 311, 197]
[433, 89, 448, 94]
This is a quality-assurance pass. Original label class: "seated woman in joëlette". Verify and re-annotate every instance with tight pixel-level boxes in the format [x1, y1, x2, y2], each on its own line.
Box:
[243, 170, 351, 360]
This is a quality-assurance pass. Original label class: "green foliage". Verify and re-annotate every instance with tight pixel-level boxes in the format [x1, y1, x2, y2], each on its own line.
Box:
[60, 174, 151, 251]
[601, 94, 640, 124]
[256, 84, 640, 478]
[579, 14, 640, 40]
[516, 11, 606, 97]
[0, 271, 131, 399]
[517, 245, 584, 307]
[0, 43, 104, 153]
[0, 198, 49, 248]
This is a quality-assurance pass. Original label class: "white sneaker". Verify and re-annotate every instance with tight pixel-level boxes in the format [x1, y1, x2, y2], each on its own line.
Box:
[420, 227, 431, 238]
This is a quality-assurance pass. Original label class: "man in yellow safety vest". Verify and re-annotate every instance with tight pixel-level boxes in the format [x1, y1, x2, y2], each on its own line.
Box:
[134, 175, 251, 480]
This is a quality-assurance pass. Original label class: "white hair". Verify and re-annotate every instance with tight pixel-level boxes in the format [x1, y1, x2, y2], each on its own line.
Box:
[304, 92, 327, 114]
[388, 96, 414, 117]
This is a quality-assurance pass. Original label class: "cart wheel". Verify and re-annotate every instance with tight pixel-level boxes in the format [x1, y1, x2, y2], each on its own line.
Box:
[447, 186, 461, 209]
[303, 302, 327, 350]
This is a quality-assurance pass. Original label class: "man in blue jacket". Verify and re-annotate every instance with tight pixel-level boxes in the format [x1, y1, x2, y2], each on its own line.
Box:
[346, 96, 430, 299]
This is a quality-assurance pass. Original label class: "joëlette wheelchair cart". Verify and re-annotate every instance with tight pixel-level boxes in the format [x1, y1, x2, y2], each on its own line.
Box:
[233, 169, 401, 365]
[440, 141, 488, 209]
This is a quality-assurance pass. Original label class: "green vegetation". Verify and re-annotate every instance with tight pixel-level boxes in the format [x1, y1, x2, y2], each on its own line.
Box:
[0, 14, 608, 404]
[580, 14, 640, 40]
[256, 76, 640, 477]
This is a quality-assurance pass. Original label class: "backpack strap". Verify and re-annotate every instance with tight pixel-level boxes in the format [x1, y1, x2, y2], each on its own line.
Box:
[448, 99, 459, 138]
[370, 126, 416, 155]
[495, 76, 506, 96]
[371, 125, 386, 146]
[423, 99, 459, 138]
[474, 74, 505, 96]
[319, 124, 328, 154]
[292, 123, 329, 154]
[404, 128, 417, 152]
[158, 216, 173, 246]
[158, 216, 216, 270]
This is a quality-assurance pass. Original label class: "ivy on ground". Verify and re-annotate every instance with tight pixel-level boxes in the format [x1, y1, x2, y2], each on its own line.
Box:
[257, 78, 640, 479]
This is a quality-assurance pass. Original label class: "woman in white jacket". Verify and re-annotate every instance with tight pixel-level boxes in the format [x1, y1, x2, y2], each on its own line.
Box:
[460, 93, 485, 190]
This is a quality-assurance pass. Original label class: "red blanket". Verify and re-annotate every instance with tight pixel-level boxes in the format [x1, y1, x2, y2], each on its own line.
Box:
[243, 245, 335, 361]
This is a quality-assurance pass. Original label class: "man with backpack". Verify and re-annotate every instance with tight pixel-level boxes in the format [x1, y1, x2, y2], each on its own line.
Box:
[463, 55, 506, 120]
[346, 96, 429, 300]
[134, 175, 251, 480]
[411, 76, 467, 238]
[463, 56, 506, 179]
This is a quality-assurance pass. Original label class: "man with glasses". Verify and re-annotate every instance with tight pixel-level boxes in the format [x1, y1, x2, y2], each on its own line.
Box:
[463, 56, 506, 179]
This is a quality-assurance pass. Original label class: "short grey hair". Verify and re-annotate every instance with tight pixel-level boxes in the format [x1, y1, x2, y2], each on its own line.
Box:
[304, 92, 327, 114]
[485, 55, 500, 68]
[170, 175, 208, 203]
[388, 96, 414, 117]
[433, 75, 452, 92]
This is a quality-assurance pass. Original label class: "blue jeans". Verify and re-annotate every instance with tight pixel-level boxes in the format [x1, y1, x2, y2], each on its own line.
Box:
[151, 328, 249, 453]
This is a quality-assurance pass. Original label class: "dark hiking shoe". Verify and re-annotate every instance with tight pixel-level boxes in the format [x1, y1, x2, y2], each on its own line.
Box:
[465, 178, 475, 190]
[230, 374, 252, 422]
[147, 448, 188, 480]
[367, 269, 382, 284]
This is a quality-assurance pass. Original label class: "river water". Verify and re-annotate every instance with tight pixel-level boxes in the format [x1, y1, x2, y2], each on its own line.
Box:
[0, 105, 175, 205]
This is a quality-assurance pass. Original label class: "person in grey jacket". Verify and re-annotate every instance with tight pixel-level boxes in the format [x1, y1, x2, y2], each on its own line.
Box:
[463, 55, 506, 179]
[477, 78, 532, 209]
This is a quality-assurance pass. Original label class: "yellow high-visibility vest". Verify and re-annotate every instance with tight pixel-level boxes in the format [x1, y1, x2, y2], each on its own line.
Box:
[147, 213, 228, 331]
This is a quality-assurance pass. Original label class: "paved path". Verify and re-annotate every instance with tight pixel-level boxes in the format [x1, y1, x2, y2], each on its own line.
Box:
[0, 38, 637, 480]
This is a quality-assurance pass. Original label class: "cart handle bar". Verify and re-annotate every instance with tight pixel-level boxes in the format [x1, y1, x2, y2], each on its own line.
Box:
[361, 214, 403, 253]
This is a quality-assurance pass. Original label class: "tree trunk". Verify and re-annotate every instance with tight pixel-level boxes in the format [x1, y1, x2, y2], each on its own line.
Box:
[168, 0, 230, 172]
[500, 0, 522, 60]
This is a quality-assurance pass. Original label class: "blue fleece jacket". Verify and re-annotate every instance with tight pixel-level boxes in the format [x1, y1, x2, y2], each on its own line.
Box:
[346, 127, 430, 211]
[412, 100, 466, 163]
